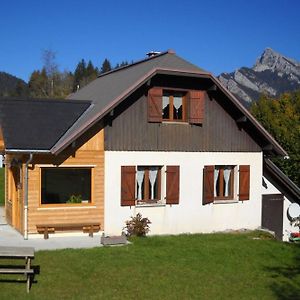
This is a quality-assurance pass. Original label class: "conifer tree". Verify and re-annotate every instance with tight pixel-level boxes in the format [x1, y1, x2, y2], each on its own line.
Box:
[100, 58, 112, 73]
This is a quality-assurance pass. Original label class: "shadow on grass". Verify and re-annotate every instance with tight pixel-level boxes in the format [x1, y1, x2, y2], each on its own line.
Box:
[0, 264, 40, 289]
[267, 244, 300, 299]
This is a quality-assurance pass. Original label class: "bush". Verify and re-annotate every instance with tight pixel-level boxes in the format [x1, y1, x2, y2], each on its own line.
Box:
[124, 213, 151, 237]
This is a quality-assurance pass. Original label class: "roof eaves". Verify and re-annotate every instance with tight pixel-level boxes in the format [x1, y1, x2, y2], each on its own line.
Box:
[5, 149, 51, 153]
[210, 75, 288, 157]
[51, 67, 209, 155]
[264, 158, 300, 201]
[50, 103, 95, 154]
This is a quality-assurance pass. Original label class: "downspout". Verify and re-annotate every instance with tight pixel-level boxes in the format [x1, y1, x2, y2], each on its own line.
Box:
[24, 153, 33, 240]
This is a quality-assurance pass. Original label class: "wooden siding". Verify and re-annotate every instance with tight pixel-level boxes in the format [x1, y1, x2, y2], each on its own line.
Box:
[27, 129, 104, 233]
[4, 158, 23, 232]
[104, 87, 261, 152]
[5, 129, 105, 234]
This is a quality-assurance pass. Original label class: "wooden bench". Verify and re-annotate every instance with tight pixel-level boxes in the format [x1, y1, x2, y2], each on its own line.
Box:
[0, 246, 35, 293]
[36, 223, 101, 239]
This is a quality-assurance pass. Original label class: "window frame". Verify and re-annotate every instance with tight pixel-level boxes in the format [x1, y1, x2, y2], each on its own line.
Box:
[162, 90, 187, 122]
[136, 165, 163, 206]
[39, 166, 94, 207]
[214, 165, 237, 202]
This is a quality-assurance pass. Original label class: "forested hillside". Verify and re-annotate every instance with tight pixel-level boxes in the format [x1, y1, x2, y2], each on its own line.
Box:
[251, 90, 300, 186]
[0, 72, 28, 97]
[0, 50, 129, 98]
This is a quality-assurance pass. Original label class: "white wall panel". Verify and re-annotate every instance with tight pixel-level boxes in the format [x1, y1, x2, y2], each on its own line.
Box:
[104, 151, 263, 236]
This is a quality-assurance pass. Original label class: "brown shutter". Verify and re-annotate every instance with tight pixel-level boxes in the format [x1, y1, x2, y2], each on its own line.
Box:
[188, 90, 205, 124]
[148, 87, 162, 122]
[166, 166, 180, 204]
[203, 165, 214, 205]
[121, 166, 136, 206]
[239, 165, 250, 201]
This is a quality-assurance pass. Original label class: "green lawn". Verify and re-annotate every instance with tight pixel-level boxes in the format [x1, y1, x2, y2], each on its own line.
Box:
[0, 232, 300, 299]
[0, 167, 4, 206]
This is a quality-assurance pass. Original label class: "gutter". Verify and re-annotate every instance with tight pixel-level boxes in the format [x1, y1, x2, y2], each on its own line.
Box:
[24, 153, 33, 240]
[6, 149, 50, 154]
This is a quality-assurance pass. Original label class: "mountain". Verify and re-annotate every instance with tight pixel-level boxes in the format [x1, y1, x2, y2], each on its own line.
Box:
[218, 48, 300, 106]
[0, 72, 28, 97]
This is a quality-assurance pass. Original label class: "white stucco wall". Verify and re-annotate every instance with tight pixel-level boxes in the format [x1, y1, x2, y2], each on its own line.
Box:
[104, 151, 263, 236]
[262, 177, 294, 241]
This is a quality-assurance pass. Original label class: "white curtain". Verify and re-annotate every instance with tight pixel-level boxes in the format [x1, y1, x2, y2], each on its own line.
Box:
[173, 96, 182, 112]
[214, 168, 219, 197]
[149, 168, 158, 200]
[136, 169, 145, 200]
[223, 167, 231, 197]
[162, 96, 169, 110]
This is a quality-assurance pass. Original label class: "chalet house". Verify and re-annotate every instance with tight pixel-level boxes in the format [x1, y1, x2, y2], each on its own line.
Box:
[0, 50, 298, 241]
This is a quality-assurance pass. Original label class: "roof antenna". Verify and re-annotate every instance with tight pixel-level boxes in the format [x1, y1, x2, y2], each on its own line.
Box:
[146, 51, 161, 58]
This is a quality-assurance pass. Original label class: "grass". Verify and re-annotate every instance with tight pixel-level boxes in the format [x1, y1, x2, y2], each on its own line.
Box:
[0, 167, 4, 206]
[0, 232, 300, 299]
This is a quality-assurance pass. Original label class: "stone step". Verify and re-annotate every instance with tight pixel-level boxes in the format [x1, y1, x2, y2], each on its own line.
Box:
[100, 234, 127, 246]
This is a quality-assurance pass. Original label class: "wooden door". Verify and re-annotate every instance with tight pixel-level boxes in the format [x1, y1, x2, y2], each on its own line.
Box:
[262, 194, 284, 240]
[10, 166, 23, 233]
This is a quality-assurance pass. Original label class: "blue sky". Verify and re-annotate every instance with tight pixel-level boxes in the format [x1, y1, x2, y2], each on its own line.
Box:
[0, 0, 299, 81]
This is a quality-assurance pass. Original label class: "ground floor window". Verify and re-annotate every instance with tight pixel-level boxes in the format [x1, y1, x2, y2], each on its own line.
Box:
[41, 168, 92, 205]
[136, 166, 162, 204]
[203, 164, 250, 205]
[214, 165, 235, 200]
[121, 165, 180, 206]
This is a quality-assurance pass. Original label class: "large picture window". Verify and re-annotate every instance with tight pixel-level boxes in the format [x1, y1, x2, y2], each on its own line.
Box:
[41, 168, 92, 205]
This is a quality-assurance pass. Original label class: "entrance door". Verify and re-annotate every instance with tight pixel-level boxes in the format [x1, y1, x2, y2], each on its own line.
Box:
[9, 166, 23, 233]
[262, 194, 284, 240]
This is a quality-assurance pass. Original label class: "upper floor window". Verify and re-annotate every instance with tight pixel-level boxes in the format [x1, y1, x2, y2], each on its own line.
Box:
[148, 87, 205, 124]
[162, 91, 186, 122]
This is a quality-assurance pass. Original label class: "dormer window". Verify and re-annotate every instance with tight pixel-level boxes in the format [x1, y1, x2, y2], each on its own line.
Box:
[162, 91, 186, 122]
[148, 87, 205, 125]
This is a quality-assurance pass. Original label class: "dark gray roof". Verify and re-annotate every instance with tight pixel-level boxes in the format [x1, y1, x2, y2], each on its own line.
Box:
[52, 51, 287, 157]
[0, 98, 91, 150]
[264, 158, 300, 203]
[53, 51, 209, 153]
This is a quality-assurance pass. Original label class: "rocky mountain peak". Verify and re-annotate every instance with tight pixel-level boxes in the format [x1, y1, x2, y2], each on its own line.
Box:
[218, 49, 300, 107]
[253, 48, 300, 75]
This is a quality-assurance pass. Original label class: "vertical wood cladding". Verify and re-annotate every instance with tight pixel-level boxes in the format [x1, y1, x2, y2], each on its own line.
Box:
[104, 87, 261, 152]
[24, 129, 105, 234]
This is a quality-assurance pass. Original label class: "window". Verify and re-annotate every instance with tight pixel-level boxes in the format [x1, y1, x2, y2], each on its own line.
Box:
[203, 165, 250, 205]
[41, 168, 92, 205]
[162, 91, 186, 121]
[214, 166, 235, 200]
[136, 166, 161, 204]
[148, 87, 205, 124]
[121, 165, 180, 206]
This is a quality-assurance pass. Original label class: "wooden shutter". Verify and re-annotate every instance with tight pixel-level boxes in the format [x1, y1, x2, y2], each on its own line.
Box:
[188, 90, 205, 124]
[166, 166, 180, 204]
[203, 165, 214, 205]
[121, 166, 136, 206]
[239, 165, 250, 201]
[148, 87, 162, 122]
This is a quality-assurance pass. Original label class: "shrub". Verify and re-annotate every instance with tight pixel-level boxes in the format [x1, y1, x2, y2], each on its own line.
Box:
[124, 213, 151, 237]
[67, 194, 82, 204]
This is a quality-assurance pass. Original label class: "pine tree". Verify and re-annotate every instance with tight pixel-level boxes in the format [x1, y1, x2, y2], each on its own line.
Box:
[74, 59, 87, 90]
[100, 58, 112, 74]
